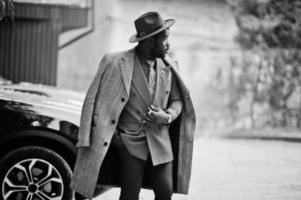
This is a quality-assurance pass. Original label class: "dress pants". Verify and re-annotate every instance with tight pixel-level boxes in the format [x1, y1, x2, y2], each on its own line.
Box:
[112, 134, 173, 200]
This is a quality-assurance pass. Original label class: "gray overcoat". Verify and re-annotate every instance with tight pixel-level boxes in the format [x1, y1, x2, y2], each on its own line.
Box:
[70, 48, 196, 199]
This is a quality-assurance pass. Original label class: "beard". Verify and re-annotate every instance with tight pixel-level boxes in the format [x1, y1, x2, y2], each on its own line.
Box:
[152, 47, 168, 59]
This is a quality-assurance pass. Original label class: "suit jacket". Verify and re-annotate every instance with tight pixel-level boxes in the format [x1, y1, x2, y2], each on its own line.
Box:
[118, 53, 182, 164]
[70, 48, 196, 199]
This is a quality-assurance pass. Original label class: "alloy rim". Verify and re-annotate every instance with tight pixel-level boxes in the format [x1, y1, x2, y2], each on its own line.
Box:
[2, 158, 64, 200]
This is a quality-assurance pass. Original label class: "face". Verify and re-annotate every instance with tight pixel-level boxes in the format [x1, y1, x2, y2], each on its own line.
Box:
[151, 29, 170, 58]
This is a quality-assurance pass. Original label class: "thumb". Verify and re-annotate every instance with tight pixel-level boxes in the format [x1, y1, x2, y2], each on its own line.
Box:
[150, 105, 160, 112]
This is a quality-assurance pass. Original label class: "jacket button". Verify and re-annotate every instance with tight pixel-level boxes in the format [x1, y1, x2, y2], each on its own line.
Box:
[121, 97, 126, 102]
[104, 142, 108, 146]
[111, 119, 116, 124]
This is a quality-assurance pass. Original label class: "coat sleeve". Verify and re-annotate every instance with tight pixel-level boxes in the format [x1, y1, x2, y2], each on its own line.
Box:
[162, 58, 183, 122]
[76, 54, 109, 147]
[166, 72, 183, 122]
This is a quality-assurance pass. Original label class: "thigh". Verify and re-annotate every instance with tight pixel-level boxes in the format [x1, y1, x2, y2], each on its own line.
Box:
[149, 161, 173, 200]
[117, 144, 146, 200]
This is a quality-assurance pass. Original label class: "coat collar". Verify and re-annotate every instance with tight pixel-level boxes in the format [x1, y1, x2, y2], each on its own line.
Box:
[163, 57, 190, 95]
[119, 47, 172, 103]
[119, 48, 136, 96]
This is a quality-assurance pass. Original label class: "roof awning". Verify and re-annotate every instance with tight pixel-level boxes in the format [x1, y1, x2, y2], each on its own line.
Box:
[14, 0, 91, 8]
[11, 1, 92, 32]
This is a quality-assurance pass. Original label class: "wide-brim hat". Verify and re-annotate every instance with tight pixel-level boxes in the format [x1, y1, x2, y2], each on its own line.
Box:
[129, 12, 175, 43]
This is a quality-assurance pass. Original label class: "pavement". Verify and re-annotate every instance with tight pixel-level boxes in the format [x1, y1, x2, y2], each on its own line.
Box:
[217, 128, 301, 143]
[188, 137, 301, 200]
[91, 136, 301, 200]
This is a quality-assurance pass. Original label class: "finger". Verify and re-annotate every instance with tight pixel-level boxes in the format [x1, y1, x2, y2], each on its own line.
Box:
[149, 111, 159, 118]
[150, 105, 160, 112]
[142, 117, 151, 123]
[146, 109, 154, 117]
[144, 113, 153, 122]
[149, 111, 161, 121]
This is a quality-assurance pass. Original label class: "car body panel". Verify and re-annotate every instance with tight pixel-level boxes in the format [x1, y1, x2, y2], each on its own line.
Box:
[0, 83, 84, 141]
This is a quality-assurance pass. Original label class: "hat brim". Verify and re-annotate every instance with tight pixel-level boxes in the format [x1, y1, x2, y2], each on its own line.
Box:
[129, 19, 175, 43]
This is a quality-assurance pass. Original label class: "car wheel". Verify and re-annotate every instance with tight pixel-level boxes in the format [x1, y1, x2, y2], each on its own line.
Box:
[0, 146, 73, 200]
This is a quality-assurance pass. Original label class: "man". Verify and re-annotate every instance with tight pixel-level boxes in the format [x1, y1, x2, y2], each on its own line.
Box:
[71, 12, 196, 200]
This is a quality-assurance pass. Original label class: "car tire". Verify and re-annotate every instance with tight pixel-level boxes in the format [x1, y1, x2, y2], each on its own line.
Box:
[0, 146, 73, 200]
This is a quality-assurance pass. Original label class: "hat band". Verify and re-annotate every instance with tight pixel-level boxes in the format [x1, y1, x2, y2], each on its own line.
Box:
[137, 23, 164, 38]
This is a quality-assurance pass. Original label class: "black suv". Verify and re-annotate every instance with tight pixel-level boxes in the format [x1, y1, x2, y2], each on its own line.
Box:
[0, 82, 85, 200]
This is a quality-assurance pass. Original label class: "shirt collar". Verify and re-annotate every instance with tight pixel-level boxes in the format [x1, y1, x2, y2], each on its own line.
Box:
[146, 59, 155, 68]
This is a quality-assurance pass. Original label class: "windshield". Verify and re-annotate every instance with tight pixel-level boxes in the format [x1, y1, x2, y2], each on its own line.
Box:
[0, 80, 85, 103]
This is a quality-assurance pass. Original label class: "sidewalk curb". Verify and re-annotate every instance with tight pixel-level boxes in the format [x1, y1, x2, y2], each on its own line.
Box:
[210, 128, 301, 143]
[224, 135, 301, 143]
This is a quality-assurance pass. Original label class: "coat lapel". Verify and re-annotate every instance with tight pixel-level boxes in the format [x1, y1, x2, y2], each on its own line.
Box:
[119, 48, 135, 96]
[132, 54, 152, 106]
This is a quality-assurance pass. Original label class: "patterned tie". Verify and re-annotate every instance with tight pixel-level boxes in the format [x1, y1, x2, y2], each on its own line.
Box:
[148, 63, 156, 97]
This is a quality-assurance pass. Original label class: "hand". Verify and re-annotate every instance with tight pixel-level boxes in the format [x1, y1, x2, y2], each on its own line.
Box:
[143, 105, 170, 124]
